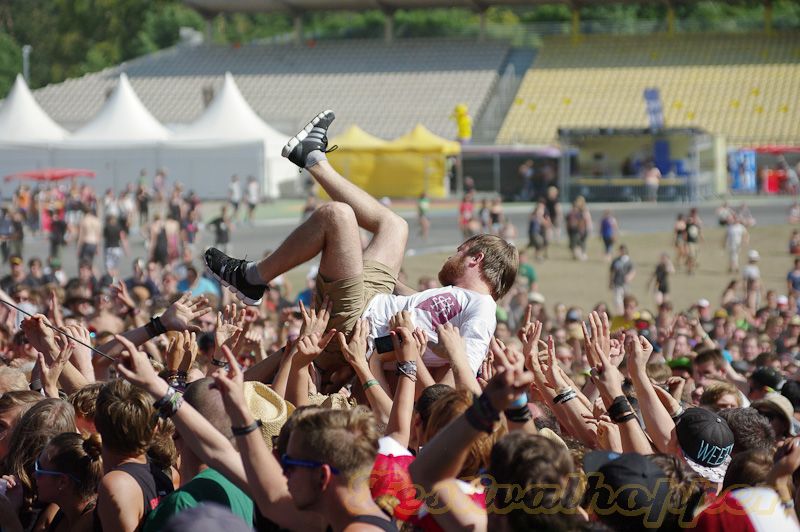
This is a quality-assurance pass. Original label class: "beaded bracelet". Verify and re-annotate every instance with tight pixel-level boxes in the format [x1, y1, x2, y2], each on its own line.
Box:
[155, 388, 183, 419]
[153, 386, 177, 410]
[210, 358, 228, 368]
[396, 361, 417, 382]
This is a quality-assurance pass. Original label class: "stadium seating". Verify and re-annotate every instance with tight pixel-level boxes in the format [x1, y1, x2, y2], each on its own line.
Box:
[32, 39, 509, 139]
[497, 33, 800, 146]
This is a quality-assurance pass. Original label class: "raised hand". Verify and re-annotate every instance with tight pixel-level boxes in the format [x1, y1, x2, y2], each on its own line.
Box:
[482, 342, 534, 413]
[625, 331, 652, 371]
[294, 328, 337, 367]
[215, 305, 243, 354]
[211, 346, 250, 423]
[37, 342, 73, 398]
[543, 336, 570, 392]
[391, 326, 419, 363]
[20, 314, 58, 360]
[520, 320, 544, 370]
[299, 297, 332, 338]
[389, 310, 415, 332]
[338, 319, 369, 372]
[432, 322, 465, 362]
[62, 324, 95, 381]
[166, 331, 197, 372]
[46, 289, 64, 328]
[582, 312, 625, 405]
[110, 280, 136, 311]
[114, 334, 161, 395]
[477, 353, 494, 390]
[160, 294, 211, 333]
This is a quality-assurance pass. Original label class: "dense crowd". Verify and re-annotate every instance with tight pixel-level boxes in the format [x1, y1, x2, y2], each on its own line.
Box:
[1, 111, 800, 532]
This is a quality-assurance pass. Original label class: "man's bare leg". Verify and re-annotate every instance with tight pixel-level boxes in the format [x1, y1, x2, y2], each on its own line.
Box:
[283, 111, 408, 275]
[203, 201, 362, 304]
[255, 202, 363, 284]
[307, 160, 408, 274]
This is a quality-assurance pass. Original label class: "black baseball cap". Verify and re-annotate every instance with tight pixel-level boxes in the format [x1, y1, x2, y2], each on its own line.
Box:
[750, 367, 785, 392]
[676, 407, 734, 483]
[583, 451, 671, 529]
[781, 380, 800, 413]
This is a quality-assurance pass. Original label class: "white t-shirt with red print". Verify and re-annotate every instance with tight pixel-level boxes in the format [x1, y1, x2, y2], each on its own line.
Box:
[361, 285, 496, 375]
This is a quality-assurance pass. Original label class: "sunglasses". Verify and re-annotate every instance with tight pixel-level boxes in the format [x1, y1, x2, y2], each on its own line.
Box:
[34, 459, 80, 483]
[280, 454, 339, 475]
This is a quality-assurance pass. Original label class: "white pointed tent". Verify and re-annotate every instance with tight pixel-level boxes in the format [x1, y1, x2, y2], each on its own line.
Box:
[165, 72, 296, 198]
[0, 74, 67, 143]
[48, 73, 167, 192]
[69, 73, 169, 143]
[0, 74, 64, 176]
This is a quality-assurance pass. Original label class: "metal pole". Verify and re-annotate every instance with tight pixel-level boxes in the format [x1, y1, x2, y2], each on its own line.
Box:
[493, 153, 501, 195]
[22, 45, 32, 83]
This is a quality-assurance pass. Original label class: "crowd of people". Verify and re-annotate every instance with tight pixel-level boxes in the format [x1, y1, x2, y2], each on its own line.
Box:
[0, 111, 800, 532]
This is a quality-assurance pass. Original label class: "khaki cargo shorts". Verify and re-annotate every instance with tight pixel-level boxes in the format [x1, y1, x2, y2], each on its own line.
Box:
[313, 260, 397, 370]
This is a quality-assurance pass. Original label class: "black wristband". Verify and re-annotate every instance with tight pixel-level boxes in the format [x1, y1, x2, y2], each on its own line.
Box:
[232, 419, 262, 436]
[29, 379, 43, 393]
[464, 404, 495, 433]
[145, 316, 167, 339]
[504, 405, 533, 423]
[211, 358, 228, 367]
[607, 395, 633, 421]
[614, 412, 638, 424]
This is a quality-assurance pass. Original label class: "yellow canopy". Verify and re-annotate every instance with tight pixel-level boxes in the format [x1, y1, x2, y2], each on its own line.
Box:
[326, 123, 457, 199]
[386, 124, 461, 155]
[328, 124, 388, 150]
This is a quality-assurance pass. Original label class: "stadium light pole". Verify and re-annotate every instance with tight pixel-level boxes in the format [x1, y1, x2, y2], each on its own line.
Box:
[22, 45, 32, 83]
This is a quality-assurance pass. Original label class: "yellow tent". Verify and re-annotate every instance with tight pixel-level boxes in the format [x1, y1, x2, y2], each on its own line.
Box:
[326, 125, 388, 192]
[326, 123, 460, 199]
[370, 124, 460, 198]
[387, 124, 461, 155]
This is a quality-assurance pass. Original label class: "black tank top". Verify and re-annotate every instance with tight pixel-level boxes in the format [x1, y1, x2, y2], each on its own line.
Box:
[94, 461, 173, 531]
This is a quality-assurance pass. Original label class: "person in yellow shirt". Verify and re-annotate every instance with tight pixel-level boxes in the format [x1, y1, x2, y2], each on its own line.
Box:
[451, 104, 472, 144]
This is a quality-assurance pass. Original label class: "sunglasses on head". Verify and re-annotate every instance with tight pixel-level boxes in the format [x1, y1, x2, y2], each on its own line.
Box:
[280, 454, 339, 475]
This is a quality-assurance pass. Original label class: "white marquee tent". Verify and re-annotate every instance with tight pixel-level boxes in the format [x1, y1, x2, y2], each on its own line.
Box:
[165, 72, 298, 198]
[0, 73, 299, 199]
[0, 75, 64, 177]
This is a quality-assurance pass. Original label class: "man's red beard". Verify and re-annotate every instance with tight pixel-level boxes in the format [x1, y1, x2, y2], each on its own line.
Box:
[438, 255, 467, 287]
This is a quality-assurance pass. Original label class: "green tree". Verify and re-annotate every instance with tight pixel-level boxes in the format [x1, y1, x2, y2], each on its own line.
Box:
[0, 32, 21, 97]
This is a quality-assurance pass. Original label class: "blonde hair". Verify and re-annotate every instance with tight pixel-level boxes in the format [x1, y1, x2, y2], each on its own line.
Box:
[700, 381, 742, 409]
[424, 389, 506, 478]
[292, 407, 379, 481]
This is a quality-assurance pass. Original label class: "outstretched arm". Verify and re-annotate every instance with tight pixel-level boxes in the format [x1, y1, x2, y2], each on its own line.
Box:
[626, 330, 678, 454]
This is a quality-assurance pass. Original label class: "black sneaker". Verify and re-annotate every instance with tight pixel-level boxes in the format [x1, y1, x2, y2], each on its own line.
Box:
[282, 110, 337, 168]
[203, 248, 265, 305]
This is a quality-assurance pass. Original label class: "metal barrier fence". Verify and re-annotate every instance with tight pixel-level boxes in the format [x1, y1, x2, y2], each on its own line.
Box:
[565, 172, 716, 203]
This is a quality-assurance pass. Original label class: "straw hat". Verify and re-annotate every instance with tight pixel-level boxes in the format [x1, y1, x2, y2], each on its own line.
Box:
[242, 382, 293, 449]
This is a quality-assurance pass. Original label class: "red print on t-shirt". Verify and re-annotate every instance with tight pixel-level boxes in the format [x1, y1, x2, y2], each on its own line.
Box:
[416, 293, 462, 326]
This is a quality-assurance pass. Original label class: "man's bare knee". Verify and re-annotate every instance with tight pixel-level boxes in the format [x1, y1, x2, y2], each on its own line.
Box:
[317, 201, 357, 228]
[378, 213, 408, 245]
